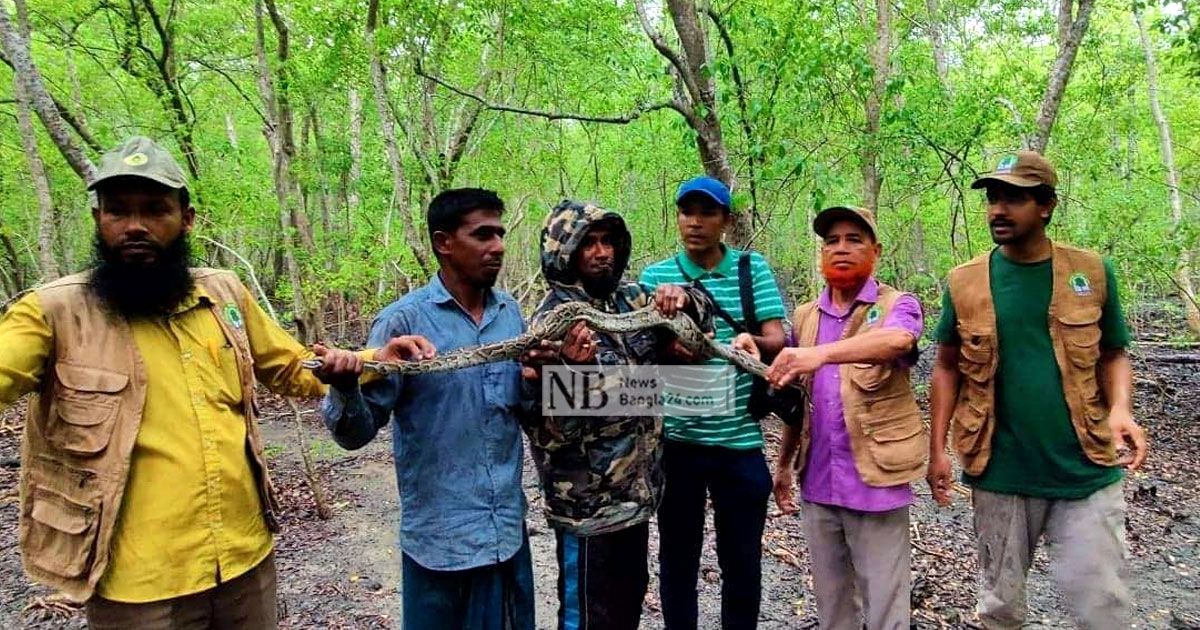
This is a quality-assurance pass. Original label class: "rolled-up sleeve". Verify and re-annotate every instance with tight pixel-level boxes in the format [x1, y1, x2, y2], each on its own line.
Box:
[882, 294, 924, 367]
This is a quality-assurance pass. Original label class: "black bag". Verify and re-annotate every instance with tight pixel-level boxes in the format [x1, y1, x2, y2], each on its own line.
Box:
[678, 254, 806, 424]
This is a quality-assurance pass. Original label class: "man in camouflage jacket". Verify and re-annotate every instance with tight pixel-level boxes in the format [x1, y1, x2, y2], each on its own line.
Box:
[521, 200, 713, 630]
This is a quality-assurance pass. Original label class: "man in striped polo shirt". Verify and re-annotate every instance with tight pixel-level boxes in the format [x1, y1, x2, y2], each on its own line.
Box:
[640, 176, 787, 629]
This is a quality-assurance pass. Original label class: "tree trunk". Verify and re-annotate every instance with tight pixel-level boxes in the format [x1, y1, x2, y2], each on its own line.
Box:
[1031, 0, 1096, 153]
[1136, 9, 1200, 335]
[633, 0, 749, 245]
[0, 4, 96, 183]
[347, 87, 363, 222]
[254, 0, 322, 344]
[366, 0, 431, 281]
[862, 0, 890, 213]
[225, 112, 239, 149]
[926, 0, 950, 89]
[7, 0, 57, 281]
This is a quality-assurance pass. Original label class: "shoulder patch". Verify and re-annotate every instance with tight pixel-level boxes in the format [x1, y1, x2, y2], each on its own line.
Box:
[223, 303, 245, 329]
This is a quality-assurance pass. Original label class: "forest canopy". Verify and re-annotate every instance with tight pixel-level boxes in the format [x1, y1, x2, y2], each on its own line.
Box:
[1, 0, 1197, 340]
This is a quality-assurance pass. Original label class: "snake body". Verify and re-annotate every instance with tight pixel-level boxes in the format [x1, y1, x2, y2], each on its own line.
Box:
[302, 301, 776, 381]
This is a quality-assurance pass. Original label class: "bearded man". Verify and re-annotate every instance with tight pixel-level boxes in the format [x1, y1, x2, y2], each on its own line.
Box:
[744, 205, 927, 630]
[0, 136, 368, 629]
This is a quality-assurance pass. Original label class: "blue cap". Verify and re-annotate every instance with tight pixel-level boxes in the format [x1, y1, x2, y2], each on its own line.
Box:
[675, 176, 732, 211]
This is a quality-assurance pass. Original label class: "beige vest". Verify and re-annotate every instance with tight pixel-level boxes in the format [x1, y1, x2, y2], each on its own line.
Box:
[947, 243, 1116, 476]
[18, 268, 277, 601]
[790, 283, 928, 487]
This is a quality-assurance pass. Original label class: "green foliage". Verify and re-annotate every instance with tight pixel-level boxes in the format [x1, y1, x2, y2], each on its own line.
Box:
[0, 0, 1196, 333]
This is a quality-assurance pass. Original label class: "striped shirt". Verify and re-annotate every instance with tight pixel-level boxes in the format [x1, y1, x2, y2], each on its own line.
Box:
[640, 247, 785, 449]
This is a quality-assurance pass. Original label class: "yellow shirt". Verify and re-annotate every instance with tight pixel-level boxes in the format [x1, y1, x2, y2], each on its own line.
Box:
[0, 283, 327, 602]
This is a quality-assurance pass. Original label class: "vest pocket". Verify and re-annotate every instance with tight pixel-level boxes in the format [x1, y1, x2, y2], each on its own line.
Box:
[952, 397, 990, 465]
[1083, 405, 1114, 444]
[862, 416, 926, 472]
[957, 334, 994, 382]
[849, 363, 893, 392]
[24, 485, 99, 579]
[48, 364, 128, 456]
[1058, 308, 1102, 365]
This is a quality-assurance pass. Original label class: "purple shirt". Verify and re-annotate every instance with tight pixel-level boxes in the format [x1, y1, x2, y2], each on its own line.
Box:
[797, 278, 924, 512]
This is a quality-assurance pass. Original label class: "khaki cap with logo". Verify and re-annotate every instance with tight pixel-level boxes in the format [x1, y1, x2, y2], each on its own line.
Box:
[971, 150, 1057, 189]
[813, 206, 878, 240]
[87, 136, 189, 192]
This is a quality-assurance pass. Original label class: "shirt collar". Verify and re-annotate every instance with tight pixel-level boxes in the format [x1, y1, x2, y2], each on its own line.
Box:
[817, 277, 879, 317]
[676, 245, 740, 279]
[169, 280, 211, 315]
[427, 272, 503, 314]
[427, 273, 457, 305]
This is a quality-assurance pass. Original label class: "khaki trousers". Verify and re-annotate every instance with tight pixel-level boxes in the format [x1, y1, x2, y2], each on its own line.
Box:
[973, 482, 1131, 629]
[801, 502, 911, 630]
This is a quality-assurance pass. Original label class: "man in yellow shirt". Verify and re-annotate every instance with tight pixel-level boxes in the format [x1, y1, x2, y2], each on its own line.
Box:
[0, 137, 377, 629]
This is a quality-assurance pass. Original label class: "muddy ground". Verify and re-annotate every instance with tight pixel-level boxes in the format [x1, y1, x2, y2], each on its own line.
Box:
[1, 312, 1198, 629]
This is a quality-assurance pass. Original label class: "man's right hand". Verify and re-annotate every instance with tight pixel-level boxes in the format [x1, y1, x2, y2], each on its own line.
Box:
[375, 335, 437, 362]
[773, 467, 798, 515]
[926, 450, 953, 507]
[519, 322, 597, 380]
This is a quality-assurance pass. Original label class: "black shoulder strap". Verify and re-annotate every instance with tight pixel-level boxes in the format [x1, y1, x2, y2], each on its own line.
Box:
[675, 254, 747, 334]
[738, 253, 759, 335]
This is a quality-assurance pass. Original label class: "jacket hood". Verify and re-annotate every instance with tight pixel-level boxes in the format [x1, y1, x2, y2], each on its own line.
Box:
[539, 200, 631, 288]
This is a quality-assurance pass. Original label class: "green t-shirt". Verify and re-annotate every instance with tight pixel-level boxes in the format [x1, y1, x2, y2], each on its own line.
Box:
[934, 249, 1130, 499]
[640, 246, 786, 449]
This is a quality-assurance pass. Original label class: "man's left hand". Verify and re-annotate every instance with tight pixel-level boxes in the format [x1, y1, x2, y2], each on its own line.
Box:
[311, 344, 365, 391]
[653, 285, 690, 318]
[766, 347, 827, 389]
[732, 333, 760, 361]
[1108, 406, 1148, 470]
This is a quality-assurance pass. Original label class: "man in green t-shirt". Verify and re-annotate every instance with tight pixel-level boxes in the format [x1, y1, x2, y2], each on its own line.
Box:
[640, 175, 786, 629]
[928, 151, 1148, 629]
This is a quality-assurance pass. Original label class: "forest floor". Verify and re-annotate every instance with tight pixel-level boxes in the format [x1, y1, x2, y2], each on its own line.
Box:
[1, 307, 1198, 629]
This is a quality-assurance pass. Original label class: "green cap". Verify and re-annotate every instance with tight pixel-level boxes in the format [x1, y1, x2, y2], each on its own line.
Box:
[87, 136, 188, 192]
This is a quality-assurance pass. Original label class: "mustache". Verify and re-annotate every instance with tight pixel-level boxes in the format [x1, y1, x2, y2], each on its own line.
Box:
[119, 240, 162, 250]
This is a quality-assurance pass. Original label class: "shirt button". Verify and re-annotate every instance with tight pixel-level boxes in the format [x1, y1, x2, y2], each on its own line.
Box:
[182, 352, 192, 361]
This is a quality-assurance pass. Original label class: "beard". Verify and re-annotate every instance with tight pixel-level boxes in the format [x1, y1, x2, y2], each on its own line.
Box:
[580, 269, 620, 298]
[89, 231, 195, 319]
[821, 252, 877, 291]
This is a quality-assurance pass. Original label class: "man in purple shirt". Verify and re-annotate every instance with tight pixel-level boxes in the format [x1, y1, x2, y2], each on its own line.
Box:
[740, 206, 926, 629]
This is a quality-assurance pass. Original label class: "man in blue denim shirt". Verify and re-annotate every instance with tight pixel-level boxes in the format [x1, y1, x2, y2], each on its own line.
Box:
[322, 188, 536, 629]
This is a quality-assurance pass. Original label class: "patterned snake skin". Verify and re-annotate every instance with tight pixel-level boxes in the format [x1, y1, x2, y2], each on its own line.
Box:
[301, 301, 777, 380]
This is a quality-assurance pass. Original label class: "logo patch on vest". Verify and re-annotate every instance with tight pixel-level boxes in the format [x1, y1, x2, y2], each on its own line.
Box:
[1069, 272, 1092, 296]
[865, 304, 882, 325]
[224, 303, 245, 329]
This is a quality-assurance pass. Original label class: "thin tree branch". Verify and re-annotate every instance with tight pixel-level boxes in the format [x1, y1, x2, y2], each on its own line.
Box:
[415, 65, 674, 124]
[190, 57, 269, 125]
[0, 48, 103, 152]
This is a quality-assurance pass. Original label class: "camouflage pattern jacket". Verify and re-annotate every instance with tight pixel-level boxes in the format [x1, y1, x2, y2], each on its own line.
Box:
[523, 200, 712, 536]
